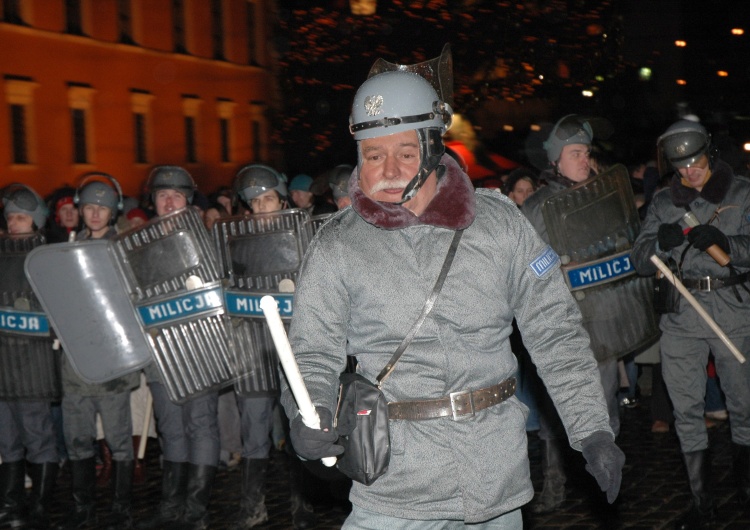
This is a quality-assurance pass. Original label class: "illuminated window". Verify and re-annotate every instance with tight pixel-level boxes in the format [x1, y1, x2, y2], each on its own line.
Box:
[182, 95, 202, 164]
[731, 28, 744, 36]
[675, 40, 686, 47]
[131, 90, 154, 164]
[4, 76, 38, 165]
[717, 71, 729, 77]
[676, 79, 687, 85]
[68, 83, 95, 165]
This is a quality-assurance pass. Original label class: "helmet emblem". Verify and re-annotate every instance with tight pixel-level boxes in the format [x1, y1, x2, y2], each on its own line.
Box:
[675, 144, 687, 155]
[95, 189, 105, 197]
[364, 95, 384, 117]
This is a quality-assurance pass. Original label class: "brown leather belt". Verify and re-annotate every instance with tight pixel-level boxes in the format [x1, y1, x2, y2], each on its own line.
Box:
[387, 377, 516, 421]
[681, 272, 749, 291]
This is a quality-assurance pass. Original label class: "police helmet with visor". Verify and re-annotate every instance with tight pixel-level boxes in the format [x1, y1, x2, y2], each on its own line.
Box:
[234, 164, 288, 203]
[657, 119, 712, 176]
[147, 166, 195, 204]
[2, 183, 48, 228]
[75, 173, 124, 213]
[543, 114, 594, 164]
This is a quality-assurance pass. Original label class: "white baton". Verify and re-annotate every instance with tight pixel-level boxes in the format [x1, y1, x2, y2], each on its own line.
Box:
[259, 295, 337, 467]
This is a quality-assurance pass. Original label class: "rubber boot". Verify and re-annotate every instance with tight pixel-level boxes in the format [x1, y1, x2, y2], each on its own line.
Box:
[134, 460, 186, 529]
[734, 443, 750, 505]
[531, 439, 567, 514]
[131, 437, 145, 486]
[289, 456, 316, 530]
[27, 462, 57, 530]
[0, 461, 28, 528]
[105, 460, 134, 530]
[56, 457, 97, 529]
[230, 458, 269, 529]
[182, 464, 217, 530]
[674, 450, 716, 530]
[97, 441, 112, 488]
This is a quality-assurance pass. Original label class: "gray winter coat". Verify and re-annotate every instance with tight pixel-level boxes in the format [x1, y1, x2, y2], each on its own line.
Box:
[282, 156, 612, 523]
[631, 159, 750, 337]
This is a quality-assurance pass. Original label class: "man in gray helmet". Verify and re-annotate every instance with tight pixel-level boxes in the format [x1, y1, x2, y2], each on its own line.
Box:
[235, 164, 289, 214]
[55, 175, 140, 530]
[631, 119, 750, 529]
[136, 166, 221, 530]
[0, 184, 58, 530]
[281, 65, 624, 527]
[520, 114, 624, 514]
[328, 164, 354, 210]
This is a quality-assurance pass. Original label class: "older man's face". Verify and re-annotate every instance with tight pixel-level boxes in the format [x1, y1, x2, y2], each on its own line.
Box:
[359, 129, 436, 215]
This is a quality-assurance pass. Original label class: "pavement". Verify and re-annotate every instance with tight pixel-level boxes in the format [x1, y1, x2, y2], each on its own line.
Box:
[44, 397, 750, 529]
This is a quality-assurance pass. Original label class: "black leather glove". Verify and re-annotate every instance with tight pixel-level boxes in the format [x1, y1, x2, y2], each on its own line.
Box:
[687, 224, 730, 253]
[289, 406, 344, 461]
[657, 223, 685, 251]
[581, 431, 625, 504]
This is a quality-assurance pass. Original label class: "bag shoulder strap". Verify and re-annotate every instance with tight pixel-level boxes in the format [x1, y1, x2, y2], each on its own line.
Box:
[376, 229, 463, 385]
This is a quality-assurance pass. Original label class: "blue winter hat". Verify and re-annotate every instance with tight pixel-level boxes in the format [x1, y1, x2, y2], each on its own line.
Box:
[289, 174, 313, 192]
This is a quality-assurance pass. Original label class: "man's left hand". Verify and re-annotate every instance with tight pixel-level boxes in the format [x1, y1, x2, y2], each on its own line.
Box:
[688, 225, 730, 253]
[581, 431, 625, 503]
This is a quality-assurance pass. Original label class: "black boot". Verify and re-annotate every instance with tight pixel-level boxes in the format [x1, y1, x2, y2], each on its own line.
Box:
[182, 464, 217, 530]
[289, 456, 316, 530]
[230, 458, 269, 529]
[531, 439, 567, 514]
[105, 460, 134, 530]
[56, 457, 97, 529]
[0, 461, 28, 528]
[27, 462, 57, 530]
[734, 443, 750, 505]
[674, 450, 716, 530]
[134, 460, 186, 529]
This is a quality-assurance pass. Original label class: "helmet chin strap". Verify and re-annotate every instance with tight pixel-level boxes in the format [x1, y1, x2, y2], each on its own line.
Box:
[397, 128, 445, 204]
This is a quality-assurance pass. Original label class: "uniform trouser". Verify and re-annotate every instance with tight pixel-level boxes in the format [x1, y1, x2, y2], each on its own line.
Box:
[538, 357, 620, 441]
[661, 333, 750, 453]
[236, 395, 274, 460]
[62, 392, 133, 461]
[149, 382, 220, 466]
[0, 399, 57, 463]
[343, 505, 522, 530]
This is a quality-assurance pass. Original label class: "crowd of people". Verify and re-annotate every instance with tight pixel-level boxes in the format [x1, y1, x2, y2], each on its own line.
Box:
[2, 53, 750, 530]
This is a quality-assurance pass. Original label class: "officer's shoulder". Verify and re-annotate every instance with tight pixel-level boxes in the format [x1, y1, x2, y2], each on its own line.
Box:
[475, 188, 524, 219]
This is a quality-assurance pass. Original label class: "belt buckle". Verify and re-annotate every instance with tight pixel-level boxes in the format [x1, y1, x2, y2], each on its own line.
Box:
[449, 390, 475, 420]
[698, 277, 711, 291]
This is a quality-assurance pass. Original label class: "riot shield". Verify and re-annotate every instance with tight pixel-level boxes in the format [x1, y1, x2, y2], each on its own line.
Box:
[25, 240, 152, 384]
[310, 213, 334, 235]
[541, 164, 659, 361]
[213, 209, 313, 395]
[0, 234, 60, 400]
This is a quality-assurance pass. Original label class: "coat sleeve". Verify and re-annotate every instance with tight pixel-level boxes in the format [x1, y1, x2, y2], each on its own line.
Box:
[630, 190, 671, 276]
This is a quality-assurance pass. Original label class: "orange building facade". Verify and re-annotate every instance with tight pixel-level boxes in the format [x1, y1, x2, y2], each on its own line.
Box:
[0, 0, 278, 199]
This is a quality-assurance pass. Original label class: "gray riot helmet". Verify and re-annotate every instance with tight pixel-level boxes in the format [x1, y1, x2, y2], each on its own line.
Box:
[657, 119, 712, 176]
[349, 70, 453, 203]
[329, 164, 354, 200]
[147, 166, 195, 204]
[2, 183, 48, 228]
[234, 164, 287, 202]
[75, 173, 124, 213]
[543, 114, 594, 163]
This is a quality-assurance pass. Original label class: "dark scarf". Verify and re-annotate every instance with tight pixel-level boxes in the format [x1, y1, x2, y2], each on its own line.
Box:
[669, 159, 733, 207]
[350, 155, 476, 230]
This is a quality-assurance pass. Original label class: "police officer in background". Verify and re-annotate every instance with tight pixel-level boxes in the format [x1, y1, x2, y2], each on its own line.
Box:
[56, 175, 140, 530]
[328, 164, 354, 210]
[631, 120, 750, 529]
[283, 66, 624, 527]
[0, 185, 58, 530]
[520, 115, 624, 514]
[136, 166, 220, 530]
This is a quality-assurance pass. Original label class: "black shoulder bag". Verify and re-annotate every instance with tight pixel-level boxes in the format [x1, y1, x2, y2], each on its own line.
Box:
[334, 229, 463, 485]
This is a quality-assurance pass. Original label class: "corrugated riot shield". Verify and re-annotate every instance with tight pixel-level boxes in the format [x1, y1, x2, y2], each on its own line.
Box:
[310, 213, 334, 235]
[0, 234, 60, 400]
[213, 209, 313, 396]
[25, 240, 153, 385]
[111, 208, 246, 402]
[541, 164, 659, 361]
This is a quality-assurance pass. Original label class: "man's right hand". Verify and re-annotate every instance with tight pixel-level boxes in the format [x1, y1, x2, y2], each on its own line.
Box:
[657, 223, 685, 251]
[290, 406, 344, 461]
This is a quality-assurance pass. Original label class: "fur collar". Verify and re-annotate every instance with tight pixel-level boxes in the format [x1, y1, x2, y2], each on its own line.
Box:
[350, 155, 476, 230]
[669, 159, 734, 207]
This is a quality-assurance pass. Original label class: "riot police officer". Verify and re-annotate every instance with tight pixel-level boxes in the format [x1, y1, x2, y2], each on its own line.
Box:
[328, 164, 354, 210]
[56, 175, 140, 530]
[0, 184, 58, 529]
[631, 120, 750, 529]
[136, 166, 220, 530]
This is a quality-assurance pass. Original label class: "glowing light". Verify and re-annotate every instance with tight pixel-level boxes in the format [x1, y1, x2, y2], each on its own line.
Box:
[675, 40, 687, 47]
[717, 70, 729, 77]
[676, 79, 687, 85]
[530, 124, 541, 132]
[639, 67, 652, 81]
[744, 142, 750, 152]
[503, 125, 514, 132]
[582, 89, 594, 97]
[731, 28, 744, 35]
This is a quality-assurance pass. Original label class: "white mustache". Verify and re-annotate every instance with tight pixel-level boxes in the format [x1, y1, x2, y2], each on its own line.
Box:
[369, 179, 411, 194]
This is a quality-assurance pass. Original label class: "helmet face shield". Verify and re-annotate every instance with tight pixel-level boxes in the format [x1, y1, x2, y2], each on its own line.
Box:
[234, 165, 287, 202]
[544, 115, 593, 163]
[657, 120, 711, 176]
[2, 184, 48, 228]
[147, 166, 195, 204]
